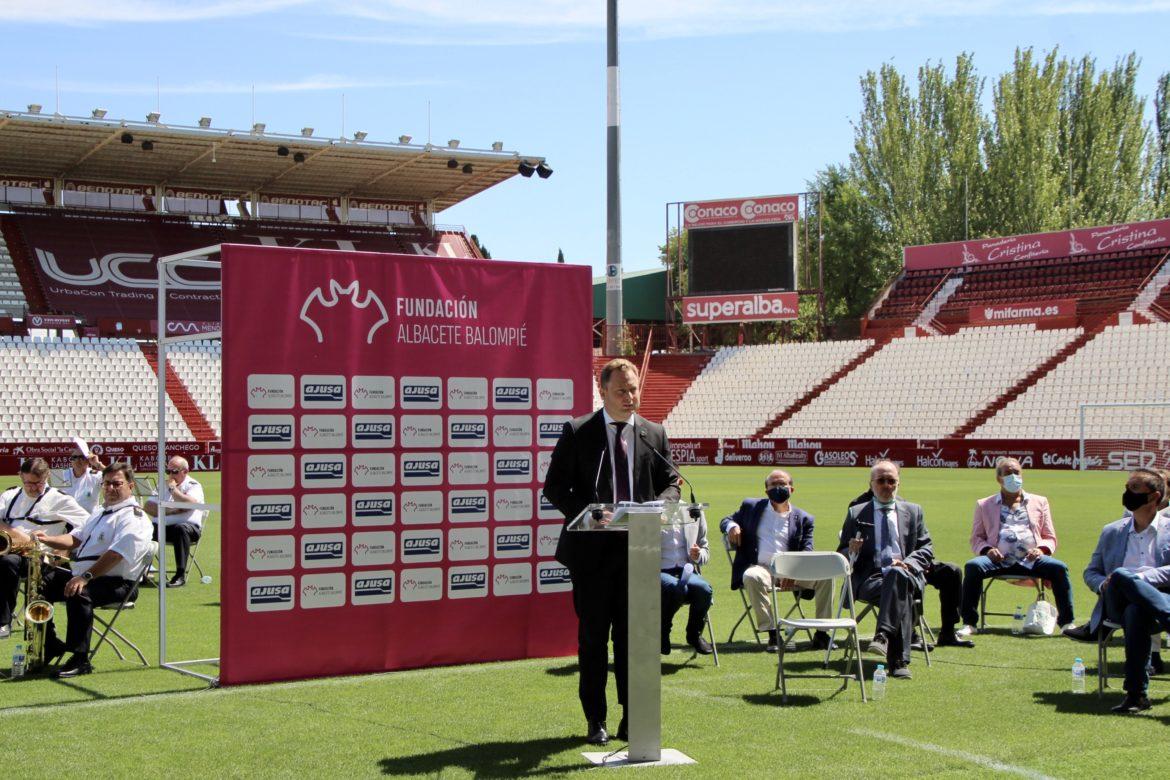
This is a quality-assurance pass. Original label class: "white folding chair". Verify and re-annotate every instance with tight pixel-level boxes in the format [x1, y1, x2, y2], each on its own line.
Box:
[723, 532, 810, 647]
[979, 573, 1046, 630]
[770, 552, 866, 704]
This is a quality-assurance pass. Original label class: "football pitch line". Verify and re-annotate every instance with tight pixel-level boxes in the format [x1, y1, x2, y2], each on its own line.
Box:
[849, 728, 1059, 779]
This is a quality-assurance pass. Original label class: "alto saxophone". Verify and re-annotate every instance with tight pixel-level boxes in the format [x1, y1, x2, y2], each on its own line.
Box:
[23, 541, 57, 673]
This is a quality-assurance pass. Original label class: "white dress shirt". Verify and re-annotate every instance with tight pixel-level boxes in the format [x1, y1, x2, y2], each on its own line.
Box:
[1, 486, 90, 536]
[57, 467, 103, 514]
[151, 476, 206, 529]
[70, 497, 154, 580]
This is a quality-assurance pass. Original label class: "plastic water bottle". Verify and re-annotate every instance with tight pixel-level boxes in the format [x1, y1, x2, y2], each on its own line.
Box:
[1012, 605, 1025, 635]
[1072, 658, 1086, 694]
[11, 643, 26, 678]
[871, 663, 887, 700]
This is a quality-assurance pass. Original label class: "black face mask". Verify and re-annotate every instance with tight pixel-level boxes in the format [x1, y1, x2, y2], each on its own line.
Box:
[1122, 489, 1152, 512]
[767, 486, 791, 504]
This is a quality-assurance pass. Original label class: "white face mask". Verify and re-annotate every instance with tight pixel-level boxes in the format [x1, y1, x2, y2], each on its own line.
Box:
[1001, 473, 1023, 493]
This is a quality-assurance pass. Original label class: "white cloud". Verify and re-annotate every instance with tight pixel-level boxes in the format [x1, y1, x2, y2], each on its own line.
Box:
[5, 0, 1169, 35]
[0, 0, 308, 23]
[14, 75, 440, 95]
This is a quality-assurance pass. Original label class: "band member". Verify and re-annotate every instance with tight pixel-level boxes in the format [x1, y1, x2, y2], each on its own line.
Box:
[0, 458, 89, 638]
[543, 358, 680, 746]
[144, 456, 205, 587]
[58, 449, 106, 514]
[33, 462, 154, 678]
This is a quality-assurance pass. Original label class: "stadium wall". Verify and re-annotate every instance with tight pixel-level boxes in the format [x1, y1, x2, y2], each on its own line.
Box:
[0, 440, 218, 473]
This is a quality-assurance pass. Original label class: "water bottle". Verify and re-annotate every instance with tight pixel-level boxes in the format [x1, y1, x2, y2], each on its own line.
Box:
[11, 643, 26, 678]
[1012, 605, 1025, 635]
[1072, 658, 1086, 694]
[871, 663, 887, 700]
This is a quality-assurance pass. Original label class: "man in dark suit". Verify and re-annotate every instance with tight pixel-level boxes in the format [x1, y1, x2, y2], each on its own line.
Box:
[542, 358, 680, 746]
[838, 460, 933, 679]
[720, 469, 833, 652]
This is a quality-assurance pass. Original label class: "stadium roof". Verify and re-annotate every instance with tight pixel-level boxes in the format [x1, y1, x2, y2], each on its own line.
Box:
[0, 109, 549, 211]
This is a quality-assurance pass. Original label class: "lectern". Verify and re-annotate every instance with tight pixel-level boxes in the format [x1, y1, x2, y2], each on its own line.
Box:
[568, 501, 704, 767]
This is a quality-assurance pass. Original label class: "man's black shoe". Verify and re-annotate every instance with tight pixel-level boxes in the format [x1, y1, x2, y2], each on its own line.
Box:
[586, 721, 609, 745]
[889, 664, 912, 680]
[1063, 623, 1097, 643]
[616, 715, 628, 741]
[765, 630, 778, 653]
[687, 633, 713, 655]
[1110, 694, 1151, 714]
[811, 631, 831, 651]
[909, 632, 934, 652]
[167, 574, 187, 588]
[52, 653, 93, 679]
[936, 633, 975, 648]
[867, 634, 889, 657]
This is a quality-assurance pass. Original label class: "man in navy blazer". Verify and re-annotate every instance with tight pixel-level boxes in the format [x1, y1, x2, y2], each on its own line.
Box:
[720, 469, 833, 652]
[1068, 469, 1170, 713]
[542, 358, 680, 746]
[837, 460, 933, 679]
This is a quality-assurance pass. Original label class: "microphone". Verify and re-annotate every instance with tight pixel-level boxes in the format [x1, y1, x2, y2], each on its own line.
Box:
[591, 445, 607, 521]
[638, 428, 698, 515]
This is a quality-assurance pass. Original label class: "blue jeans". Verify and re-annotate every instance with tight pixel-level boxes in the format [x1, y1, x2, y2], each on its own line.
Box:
[660, 568, 713, 638]
[1103, 568, 1170, 695]
[960, 555, 1074, 627]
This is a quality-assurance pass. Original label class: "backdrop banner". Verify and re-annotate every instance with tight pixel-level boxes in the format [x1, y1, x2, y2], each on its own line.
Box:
[219, 244, 589, 685]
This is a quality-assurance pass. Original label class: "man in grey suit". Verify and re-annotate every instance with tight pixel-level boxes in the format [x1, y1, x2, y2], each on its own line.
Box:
[660, 507, 712, 655]
[1066, 468, 1170, 713]
[837, 460, 933, 679]
[543, 358, 681, 746]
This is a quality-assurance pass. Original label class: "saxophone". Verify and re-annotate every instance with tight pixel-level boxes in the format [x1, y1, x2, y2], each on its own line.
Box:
[23, 542, 56, 673]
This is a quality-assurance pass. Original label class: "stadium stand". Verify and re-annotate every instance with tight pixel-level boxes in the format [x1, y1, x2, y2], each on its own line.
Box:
[973, 321, 1170, 440]
[769, 325, 1081, 439]
[665, 340, 873, 438]
[0, 228, 29, 317]
[635, 354, 710, 424]
[166, 340, 222, 439]
[0, 336, 193, 441]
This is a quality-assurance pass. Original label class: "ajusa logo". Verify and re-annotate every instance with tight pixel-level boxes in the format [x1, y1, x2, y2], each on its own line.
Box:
[404, 459, 441, 478]
[403, 383, 440, 404]
[403, 536, 441, 556]
[355, 498, 393, 518]
[496, 458, 531, 477]
[452, 422, 487, 441]
[539, 565, 571, 586]
[249, 584, 291, 605]
[251, 423, 291, 444]
[494, 384, 530, 405]
[496, 532, 530, 552]
[451, 496, 487, 515]
[304, 461, 344, 480]
[355, 422, 393, 442]
[249, 503, 292, 524]
[355, 576, 393, 597]
[304, 541, 343, 561]
[303, 384, 344, 403]
[450, 572, 487, 592]
[538, 422, 564, 443]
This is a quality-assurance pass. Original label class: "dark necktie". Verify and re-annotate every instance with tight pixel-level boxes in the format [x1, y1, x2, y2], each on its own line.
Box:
[612, 421, 631, 503]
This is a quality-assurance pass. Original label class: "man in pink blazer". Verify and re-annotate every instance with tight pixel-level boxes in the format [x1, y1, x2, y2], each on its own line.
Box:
[957, 457, 1075, 634]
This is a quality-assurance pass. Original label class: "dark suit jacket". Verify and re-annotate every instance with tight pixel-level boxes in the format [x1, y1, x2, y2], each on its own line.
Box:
[542, 410, 681, 573]
[836, 498, 933, 593]
[719, 499, 814, 590]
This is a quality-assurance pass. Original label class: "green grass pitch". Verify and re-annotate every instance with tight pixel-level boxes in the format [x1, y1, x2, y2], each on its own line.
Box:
[1, 466, 1165, 777]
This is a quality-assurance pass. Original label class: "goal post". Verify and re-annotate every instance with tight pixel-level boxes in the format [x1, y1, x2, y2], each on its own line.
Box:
[1078, 402, 1170, 471]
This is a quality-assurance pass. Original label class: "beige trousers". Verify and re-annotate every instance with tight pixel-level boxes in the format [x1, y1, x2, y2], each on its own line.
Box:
[742, 564, 834, 631]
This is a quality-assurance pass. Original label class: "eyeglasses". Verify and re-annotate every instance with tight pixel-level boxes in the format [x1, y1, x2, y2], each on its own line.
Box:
[70, 455, 86, 461]
[20, 478, 45, 487]
[103, 480, 127, 489]
[873, 477, 899, 485]
[166, 468, 183, 475]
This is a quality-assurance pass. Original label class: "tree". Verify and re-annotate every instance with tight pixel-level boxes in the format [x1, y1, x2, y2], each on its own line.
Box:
[1151, 72, 1170, 214]
[469, 234, 491, 259]
[556, 248, 565, 264]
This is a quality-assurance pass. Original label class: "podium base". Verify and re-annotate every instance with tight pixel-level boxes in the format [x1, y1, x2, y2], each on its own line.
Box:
[581, 748, 696, 768]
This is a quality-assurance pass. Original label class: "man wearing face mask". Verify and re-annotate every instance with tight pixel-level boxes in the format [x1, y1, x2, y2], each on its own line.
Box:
[957, 457, 1076, 636]
[838, 460, 933, 679]
[721, 469, 834, 653]
[1066, 469, 1170, 713]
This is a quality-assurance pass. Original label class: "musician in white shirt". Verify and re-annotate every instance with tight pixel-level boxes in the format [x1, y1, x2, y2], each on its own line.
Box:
[57, 450, 106, 514]
[144, 456, 205, 588]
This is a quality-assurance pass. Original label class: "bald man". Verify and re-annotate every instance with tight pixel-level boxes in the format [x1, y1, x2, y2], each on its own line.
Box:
[720, 469, 834, 652]
[144, 456, 205, 588]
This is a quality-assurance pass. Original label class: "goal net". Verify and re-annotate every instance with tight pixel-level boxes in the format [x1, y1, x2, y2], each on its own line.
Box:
[1078, 402, 1170, 471]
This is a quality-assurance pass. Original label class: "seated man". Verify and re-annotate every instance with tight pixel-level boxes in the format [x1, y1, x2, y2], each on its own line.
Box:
[721, 469, 833, 652]
[837, 460, 933, 679]
[1070, 469, 1170, 713]
[144, 456, 205, 587]
[0, 458, 89, 639]
[57, 449, 106, 515]
[660, 502, 713, 655]
[850, 489, 972, 649]
[959, 457, 1075, 635]
[33, 462, 154, 678]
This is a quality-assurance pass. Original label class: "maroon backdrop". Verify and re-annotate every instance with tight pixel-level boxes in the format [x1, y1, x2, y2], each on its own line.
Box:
[219, 245, 588, 685]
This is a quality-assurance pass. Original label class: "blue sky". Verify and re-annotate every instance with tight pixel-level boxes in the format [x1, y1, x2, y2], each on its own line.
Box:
[3, 1, 1170, 275]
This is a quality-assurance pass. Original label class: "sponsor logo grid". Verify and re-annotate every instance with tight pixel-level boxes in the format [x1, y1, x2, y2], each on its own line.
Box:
[243, 373, 572, 611]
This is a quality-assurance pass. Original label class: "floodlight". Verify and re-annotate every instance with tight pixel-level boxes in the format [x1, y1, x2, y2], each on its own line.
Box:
[301, 127, 314, 137]
[146, 112, 161, 123]
[353, 131, 368, 142]
[91, 108, 107, 119]
[491, 141, 503, 152]
[447, 159, 459, 169]
[398, 135, 412, 144]
[120, 132, 134, 144]
[27, 104, 42, 114]
[518, 161, 536, 177]
[276, 146, 290, 157]
[252, 123, 266, 134]
[462, 163, 473, 174]
[198, 116, 212, 128]
[447, 139, 460, 149]
[536, 162, 553, 179]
